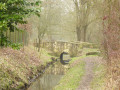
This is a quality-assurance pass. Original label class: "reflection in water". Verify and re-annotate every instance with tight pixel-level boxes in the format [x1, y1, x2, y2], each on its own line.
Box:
[28, 62, 68, 90]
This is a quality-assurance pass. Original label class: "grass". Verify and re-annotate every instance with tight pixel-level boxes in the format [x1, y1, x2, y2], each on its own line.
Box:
[69, 56, 82, 64]
[54, 60, 85, 90]
[91, 64, 106, 90]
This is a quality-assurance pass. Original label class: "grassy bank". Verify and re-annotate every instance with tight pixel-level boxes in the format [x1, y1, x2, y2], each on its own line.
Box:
[91, 64, 106, 90]
[0, 46, 54, 90]
[54, 57, 85, 90]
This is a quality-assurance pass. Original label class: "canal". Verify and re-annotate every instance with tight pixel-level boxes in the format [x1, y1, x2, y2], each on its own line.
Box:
[27, 62, 69, 90]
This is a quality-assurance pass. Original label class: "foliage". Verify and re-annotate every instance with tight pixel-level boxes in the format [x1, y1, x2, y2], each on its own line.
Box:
[0, 34, 9, 46]
[9, 43, 22, 50]
[0, 0, 41, 46]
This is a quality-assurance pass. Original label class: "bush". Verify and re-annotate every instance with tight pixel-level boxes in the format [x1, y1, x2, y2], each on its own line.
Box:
[9, 43, 22, 50]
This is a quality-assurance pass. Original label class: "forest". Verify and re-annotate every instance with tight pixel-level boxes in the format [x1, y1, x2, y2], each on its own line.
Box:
[0, 0, 120, 90]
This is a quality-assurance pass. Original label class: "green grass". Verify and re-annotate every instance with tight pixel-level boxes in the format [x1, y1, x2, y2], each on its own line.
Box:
[91, 64, 106, 90]
[69, 55, 86, 64]
[54, 60, 85, 90]
[70, 57, 81, 63]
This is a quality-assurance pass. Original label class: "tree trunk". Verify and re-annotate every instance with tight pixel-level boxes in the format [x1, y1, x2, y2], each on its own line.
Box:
[83, 30, 86, 42]
[76, 27, 81, 41]
[83, 26, 88, 42]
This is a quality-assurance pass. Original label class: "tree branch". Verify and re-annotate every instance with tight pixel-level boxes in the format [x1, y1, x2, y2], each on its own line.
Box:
[87, 17, 102, 27]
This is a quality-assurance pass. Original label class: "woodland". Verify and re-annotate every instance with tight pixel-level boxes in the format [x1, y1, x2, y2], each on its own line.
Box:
[0, 0, 120, 90]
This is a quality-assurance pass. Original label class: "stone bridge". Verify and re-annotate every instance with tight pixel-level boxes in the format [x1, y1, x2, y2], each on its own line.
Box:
[34, 41, 98, 57]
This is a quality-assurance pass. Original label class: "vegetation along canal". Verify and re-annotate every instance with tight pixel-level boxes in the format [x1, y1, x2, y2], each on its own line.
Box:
[27, 61, 69, 90]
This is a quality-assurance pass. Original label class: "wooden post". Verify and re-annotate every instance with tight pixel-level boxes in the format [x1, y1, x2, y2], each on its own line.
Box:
[6, 30, 8, 47]
[22, 31, 24, 51]
[15, 30, 16, 43]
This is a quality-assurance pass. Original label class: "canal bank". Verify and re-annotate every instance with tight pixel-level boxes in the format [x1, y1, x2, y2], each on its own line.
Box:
[27, 48, 101, 90]
[0, 45, 101, 90]
[54, 56, 106, 90]
[27, 62, 68, 90]
[23, 59, 58, 90]
[27, 56, 84, 90]
[0, 46, 58, 90]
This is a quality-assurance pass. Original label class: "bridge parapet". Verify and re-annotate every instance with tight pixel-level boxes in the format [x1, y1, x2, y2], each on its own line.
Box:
[34, 41, 99, 57]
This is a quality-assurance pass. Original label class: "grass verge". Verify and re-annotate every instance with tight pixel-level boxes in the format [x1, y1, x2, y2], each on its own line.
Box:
[91, 64, 106, 90]
[54, 60, 85, 90]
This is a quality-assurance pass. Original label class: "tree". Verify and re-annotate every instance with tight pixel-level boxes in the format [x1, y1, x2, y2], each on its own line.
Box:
[73, 0, 101, 42]
[0, 0, 41, 47]
[72, 0, 90, 41]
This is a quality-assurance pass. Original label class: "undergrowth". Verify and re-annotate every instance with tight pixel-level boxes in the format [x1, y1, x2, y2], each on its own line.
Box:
[0, 46, 53, 90]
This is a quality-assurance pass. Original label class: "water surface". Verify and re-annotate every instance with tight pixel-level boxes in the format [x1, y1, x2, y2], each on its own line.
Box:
[28, 62, 68, 90]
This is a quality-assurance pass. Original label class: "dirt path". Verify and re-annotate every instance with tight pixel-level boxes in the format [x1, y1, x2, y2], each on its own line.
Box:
[77, 57, 102, 90]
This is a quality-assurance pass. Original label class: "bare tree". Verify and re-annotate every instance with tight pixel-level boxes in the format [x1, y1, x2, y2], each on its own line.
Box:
[73, 0, 102, 42]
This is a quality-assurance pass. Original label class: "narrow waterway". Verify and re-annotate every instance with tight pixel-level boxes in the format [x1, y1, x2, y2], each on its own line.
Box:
[28, 62, 69, 90]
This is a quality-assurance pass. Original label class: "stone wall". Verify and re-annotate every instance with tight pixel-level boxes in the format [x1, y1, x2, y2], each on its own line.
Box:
[34, 41, 99, 57]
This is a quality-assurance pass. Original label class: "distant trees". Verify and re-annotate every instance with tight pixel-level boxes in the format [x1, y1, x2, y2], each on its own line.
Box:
[73, 0, 91, 41]
[30, 0, 77, 43]
[0, 0, 41, 47]
[73, 0, 103, 42]
[30, 0, 62, 51]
